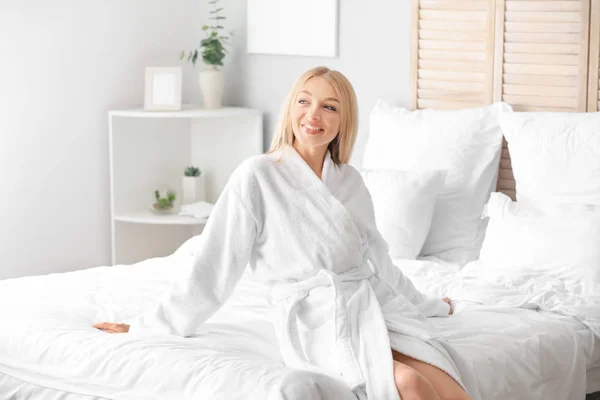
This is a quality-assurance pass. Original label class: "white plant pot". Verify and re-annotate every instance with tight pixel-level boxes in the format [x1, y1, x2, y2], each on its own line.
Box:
[181, 175, 205, 204]
[199, 65, 224, 109]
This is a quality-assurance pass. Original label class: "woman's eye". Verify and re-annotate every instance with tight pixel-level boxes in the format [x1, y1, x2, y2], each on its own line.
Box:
[298, 99, 308, 104]
[324, 105, 337, 111]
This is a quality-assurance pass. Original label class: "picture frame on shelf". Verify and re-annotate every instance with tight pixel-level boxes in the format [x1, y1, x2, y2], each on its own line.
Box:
[144, 66, 182, 111]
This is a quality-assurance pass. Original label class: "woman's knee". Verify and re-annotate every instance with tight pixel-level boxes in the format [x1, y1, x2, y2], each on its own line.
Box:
[394, 361, 439, 400]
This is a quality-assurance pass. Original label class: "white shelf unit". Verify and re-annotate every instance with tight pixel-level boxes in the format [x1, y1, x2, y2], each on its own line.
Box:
[108, 106, 263, 265]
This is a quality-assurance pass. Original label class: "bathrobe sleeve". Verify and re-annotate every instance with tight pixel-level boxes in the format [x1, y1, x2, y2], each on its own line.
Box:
[128, 162, 261, 337]
[355, 171, 450, 318]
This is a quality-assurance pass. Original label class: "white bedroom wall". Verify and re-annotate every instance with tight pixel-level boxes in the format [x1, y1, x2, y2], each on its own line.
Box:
[0, 0, 201, 279]
[218, 0, 413, 163]
[0, 0, 413, 280]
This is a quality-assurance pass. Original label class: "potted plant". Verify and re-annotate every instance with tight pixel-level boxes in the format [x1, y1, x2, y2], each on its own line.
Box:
[153, 189, 177, 213]
[181, 165, 205, 204]
[180, 0, 233, 109]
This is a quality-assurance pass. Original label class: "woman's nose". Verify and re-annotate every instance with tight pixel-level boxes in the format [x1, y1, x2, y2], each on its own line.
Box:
[307, 104, 321, 120]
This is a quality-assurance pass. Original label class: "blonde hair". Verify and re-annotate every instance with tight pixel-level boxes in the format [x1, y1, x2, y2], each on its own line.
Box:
[268, 66, 358, 164]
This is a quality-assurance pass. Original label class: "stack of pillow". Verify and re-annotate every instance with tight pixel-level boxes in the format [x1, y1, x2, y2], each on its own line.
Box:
[477, 112, 600, 294]
[361, 100, 600, 291]
[361, 99, 513, 266]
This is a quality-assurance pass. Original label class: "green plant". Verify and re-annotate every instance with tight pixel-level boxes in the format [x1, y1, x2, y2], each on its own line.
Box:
[154, 190, 176, 210]
[180, 0, 234, 67]
[184, 166, 202, 177]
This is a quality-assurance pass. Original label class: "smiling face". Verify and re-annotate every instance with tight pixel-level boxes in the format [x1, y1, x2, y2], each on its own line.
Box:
[290, 76, 341, 154]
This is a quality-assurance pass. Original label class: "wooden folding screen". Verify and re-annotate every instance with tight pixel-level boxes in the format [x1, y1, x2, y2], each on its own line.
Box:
[409, 0, 496, 110]
[493, 0, 591, 112]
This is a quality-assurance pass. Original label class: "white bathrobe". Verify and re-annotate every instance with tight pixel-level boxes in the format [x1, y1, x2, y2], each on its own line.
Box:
[129, 146, 480, 399]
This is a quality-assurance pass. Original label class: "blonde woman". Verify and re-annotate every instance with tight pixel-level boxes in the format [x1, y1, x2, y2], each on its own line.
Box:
[95, 66, 476, 400]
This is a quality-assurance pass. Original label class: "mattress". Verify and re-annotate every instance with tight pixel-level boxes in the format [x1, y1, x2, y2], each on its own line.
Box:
[0, 253, 598, 400]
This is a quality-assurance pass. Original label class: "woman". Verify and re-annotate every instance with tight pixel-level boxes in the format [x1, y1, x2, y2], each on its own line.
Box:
[94, 66, 476, 400]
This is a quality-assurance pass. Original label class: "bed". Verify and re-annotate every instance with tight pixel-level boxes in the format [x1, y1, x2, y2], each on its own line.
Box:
[0, 253, 598, 400]
[2, 0, 600, 399]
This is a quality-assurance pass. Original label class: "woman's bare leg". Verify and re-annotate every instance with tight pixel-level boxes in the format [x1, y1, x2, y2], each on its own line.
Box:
[393, 360, 441, 400]
[393, 350, 472, 400]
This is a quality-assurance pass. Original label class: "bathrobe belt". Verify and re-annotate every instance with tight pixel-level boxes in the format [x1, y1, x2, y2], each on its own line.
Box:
[267, 265, 395, 396]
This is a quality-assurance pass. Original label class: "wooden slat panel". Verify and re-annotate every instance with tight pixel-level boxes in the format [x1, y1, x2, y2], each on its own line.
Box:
[411, 0, 495, 111]
[420, 60, 486, 72]
[419, 69, 486, 82]
[419, 40, 487, 51]
[497, 139, 516, 200]
[505, 22, 580, 33]
[420, 1, 489, 11]
[505, 11, 580, 22]
[502, 94, 578, 107]
[588, 0, 600, 111]
[503, 84, 577, 96]
[511, 105, 577, 112]
[497, 179, 516, 190]
[418, 89, 485, 101]
[417, 99, 483, 109]
[493, 0, 507, 102]
[506, 1, 580, 11]
[410, 0, 420, 110]
[418, 79, 485, 91]
[504, 53, 579, 65]
[420, 29, 487, 41]
[503, 73, 577, 86]
[420, 10, 487, 21]
[503, 63, 578, 76]
[576, 0, 591, 110]
[505, 42, 579, 54]
[419, 50, 486, 61]
[505, 32, 579, 43]
[420, 20, 487, 31]
[499, 168, 514, 180]
[497, 0, 588, 117]
[484, 0, 496, 102]
[499, 158, 512, 169]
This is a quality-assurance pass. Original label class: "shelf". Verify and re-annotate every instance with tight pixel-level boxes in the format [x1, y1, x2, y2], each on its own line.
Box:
[113, 210, 207, 226]
[108, 105, 261, 118]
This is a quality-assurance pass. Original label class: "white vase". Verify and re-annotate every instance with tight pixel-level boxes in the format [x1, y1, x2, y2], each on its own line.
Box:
[198, 65, 224, 109]
[181, 175, 205, 204]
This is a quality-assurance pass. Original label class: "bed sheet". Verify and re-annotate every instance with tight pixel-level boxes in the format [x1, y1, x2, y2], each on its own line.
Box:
[0, 253, 597, 399]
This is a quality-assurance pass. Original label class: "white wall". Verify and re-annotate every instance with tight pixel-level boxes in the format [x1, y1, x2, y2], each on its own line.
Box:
[220, 0, 413, 162]
[0, 0, 413, 280]
[0, 0, 200, 279]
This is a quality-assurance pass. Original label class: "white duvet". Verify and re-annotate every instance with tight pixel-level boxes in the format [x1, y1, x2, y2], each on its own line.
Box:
[0, 252, 598, 400]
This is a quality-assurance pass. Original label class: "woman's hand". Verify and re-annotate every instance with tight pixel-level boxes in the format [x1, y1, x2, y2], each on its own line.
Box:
[442, 297, 453, 315]
[93, 322, 130, 333]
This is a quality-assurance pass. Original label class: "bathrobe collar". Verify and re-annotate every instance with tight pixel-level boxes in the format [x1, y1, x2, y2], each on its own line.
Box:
[282, 145, 335, 189]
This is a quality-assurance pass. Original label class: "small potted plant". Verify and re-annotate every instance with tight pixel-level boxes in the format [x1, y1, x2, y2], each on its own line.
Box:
[181, 165, 205, 204]
[180, 0, 234, 109]
[153, 189, 176, 214]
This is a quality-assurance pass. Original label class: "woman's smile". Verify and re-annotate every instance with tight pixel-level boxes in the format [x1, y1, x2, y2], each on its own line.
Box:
[301, 123, 324, 135]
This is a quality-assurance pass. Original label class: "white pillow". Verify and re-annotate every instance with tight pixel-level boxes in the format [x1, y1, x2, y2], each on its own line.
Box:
[360, 169, 447, 260]
[479, 192, 600, 295]
[501, 111, 600, 206]
[362, 99, 512, 265]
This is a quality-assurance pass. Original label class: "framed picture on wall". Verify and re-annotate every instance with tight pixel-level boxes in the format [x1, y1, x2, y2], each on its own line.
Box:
[247, 0, 338, 57]
[144, 67, 182, 111]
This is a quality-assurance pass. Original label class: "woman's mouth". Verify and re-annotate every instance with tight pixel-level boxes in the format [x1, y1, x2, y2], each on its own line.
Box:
[301, 123, 324, 135]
